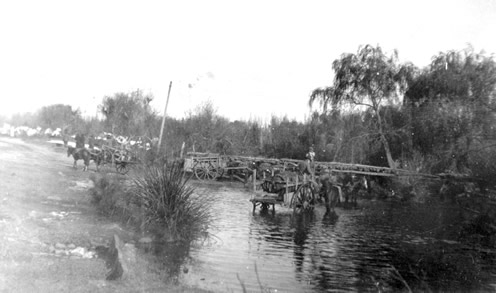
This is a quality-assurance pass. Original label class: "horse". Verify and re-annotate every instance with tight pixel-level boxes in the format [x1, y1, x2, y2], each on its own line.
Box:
[342, 174, 368, 207]
[297, 160, 314, 176]
[316, 172, 344, 213]
[67, 146, 103, 171]
[67, 146, 90, 171]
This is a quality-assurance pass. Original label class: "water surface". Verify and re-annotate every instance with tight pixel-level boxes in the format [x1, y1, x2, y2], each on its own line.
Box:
[167, 182, 496, 292]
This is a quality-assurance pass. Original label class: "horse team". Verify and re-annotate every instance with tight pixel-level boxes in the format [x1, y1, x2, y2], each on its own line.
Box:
[293, 160, 369, 213]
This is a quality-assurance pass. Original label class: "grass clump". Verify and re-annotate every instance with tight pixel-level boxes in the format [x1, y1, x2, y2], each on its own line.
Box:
[89, 173, 123, 216]
[133, 162, 212, 243]
[89, 173, 141, 225]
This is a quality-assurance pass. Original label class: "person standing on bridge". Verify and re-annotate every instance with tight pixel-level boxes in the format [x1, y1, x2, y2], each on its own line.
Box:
[305, 146, 316, 176]
[306, 146, 315, 163]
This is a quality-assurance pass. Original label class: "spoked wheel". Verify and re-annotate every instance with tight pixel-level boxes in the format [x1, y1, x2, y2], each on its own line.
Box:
[194, 161, 219, 180]
[291, 182, 316, 214]
[115, 161, 130, 175]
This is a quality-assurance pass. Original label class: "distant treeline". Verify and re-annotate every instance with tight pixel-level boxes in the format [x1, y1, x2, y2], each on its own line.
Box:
[4, 45, 496, 182]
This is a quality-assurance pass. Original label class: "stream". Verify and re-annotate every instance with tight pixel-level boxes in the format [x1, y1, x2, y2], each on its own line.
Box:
[156, 182, 496, 292]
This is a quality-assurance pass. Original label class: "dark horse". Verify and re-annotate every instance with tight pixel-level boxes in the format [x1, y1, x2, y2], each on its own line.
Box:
[67, 146, 102, 171]
[297, 161, 343, 213]
[342, 174, 368, 207]
[317, 172, 344, 213]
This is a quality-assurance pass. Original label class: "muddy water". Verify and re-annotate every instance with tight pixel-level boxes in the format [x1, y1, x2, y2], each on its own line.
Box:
[173, 183, 496, 292]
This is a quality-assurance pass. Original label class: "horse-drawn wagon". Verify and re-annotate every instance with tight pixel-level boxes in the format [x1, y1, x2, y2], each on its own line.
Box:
[252, 172, 320, 214]
[250, 159, 391, 214]
[184, 152, 284, 182]
[96, 144, 140, 174]
[67, 137, 141, 174]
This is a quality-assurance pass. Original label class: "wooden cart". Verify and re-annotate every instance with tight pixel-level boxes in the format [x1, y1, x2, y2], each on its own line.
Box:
[98, 145, 139, 175]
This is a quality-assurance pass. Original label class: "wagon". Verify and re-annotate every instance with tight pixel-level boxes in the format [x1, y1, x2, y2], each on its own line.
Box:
[97, 145, 140, 175]
[184, 153, 287, 182]
[184, 153, 249, 181]
[255, 172, 318, 214]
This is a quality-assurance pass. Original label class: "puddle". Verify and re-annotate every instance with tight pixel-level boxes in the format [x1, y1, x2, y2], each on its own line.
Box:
[40, 211, 81, 222]
[69, 179, 94, 191]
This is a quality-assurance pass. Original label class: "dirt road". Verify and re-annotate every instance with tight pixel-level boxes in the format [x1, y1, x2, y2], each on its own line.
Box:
[0, 137, 196, 292]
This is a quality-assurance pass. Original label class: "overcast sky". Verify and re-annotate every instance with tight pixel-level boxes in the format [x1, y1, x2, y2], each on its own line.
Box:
[1, 0, 495, 122]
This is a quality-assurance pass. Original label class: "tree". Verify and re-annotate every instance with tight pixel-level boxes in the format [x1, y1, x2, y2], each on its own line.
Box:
[38, 104, 81, 130]
[99, 89, 156, 137]
[310, 45, 412, 168]
[405, 47, 496, 172]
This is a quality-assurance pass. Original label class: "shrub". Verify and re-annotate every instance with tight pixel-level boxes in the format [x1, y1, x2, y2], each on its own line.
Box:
[393, 151, 435, 202]
[132, 162, 212, 242]
[89, 173, 122, 216]
[89, 173, 139, 225]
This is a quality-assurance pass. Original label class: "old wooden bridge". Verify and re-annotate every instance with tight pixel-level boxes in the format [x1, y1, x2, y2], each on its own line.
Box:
[184, 152, 439, 213]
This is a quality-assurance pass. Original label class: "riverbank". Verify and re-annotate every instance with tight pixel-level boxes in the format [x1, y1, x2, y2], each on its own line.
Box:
[0, 137, 211, 292]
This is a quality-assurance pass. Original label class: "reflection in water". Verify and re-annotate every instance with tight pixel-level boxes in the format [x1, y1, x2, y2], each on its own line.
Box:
[142, 240, 192, 284]
[292, 212, 314, 274]
[150, 184, 496, 292]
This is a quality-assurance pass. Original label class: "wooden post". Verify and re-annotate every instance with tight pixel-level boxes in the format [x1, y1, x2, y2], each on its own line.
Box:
[180, 142, 185, 158]
[158, 81, 173, 153]
[285, 177, 289, 205]
[253, 169, 257, 192]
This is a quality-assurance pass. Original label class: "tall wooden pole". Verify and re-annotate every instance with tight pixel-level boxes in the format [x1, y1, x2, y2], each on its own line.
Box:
[158, 81, 173, 153]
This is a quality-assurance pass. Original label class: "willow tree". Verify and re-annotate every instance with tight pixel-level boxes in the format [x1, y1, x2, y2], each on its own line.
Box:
[310, 44, 413, 169]
[405, 47, 496, 172]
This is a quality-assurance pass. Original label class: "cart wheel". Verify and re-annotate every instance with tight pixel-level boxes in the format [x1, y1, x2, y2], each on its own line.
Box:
[116, 162, 129, 175]
[207, 163, 220, 180]
[194, 162, 219, 180]
[291, 182, 315, 213]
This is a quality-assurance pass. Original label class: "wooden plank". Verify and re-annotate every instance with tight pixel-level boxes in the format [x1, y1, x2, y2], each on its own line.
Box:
[329, 170, 396, 177]
[187, 152, 220, 157]
[224, 166, 249, 170]
[250, 195, 278, 204]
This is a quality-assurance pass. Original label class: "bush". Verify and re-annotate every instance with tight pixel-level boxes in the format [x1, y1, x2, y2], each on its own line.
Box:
[392, 151, 435, 202]
[132, 162, 212, 242]
[89, 173, 139, 225]
[89, 173, 122, 215]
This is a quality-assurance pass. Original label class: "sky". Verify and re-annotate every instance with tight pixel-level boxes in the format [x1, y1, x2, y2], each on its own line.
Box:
[0, 0, 495, 123]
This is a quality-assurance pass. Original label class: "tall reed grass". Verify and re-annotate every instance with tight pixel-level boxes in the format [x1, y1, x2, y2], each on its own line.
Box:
[132, 162, 212, 242]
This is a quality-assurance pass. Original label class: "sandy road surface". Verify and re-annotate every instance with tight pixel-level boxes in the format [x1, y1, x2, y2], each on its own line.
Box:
[0, 137, 187, 292]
